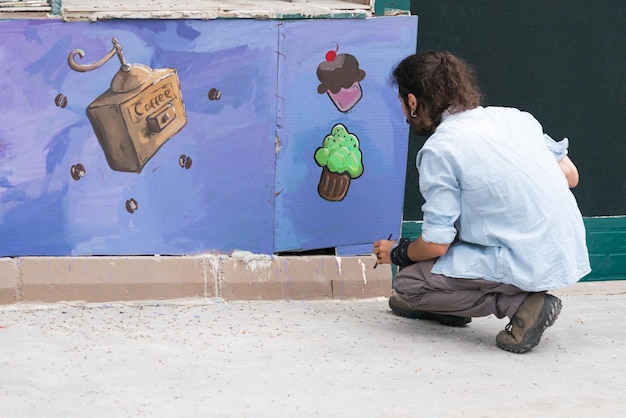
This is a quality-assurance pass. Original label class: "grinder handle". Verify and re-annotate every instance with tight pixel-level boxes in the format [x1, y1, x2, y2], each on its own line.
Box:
[68, 37, 131, 73]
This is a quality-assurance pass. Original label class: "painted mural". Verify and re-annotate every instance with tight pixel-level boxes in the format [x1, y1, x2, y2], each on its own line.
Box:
[274, 18, 417, 254]
[314, 48, 366, 202]
[0, 17, 418, 256]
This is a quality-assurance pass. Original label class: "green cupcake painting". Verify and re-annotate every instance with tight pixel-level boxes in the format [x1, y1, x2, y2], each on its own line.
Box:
[314, 123, 363, 201]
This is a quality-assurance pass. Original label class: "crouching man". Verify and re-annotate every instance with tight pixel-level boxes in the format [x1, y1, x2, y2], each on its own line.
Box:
[373, 51, 590, 353]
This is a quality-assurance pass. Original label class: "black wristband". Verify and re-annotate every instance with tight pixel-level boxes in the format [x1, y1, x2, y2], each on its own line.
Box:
[390, 237, 415, 268]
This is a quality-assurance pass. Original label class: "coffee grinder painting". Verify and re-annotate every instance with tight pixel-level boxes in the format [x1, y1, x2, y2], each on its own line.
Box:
[0, 19, 278, 255]
[67, 37, 188, 174]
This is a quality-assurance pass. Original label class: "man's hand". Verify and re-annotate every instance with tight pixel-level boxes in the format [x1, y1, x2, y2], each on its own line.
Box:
[372, 238, 395, 266]
[558, 156, 579, 188]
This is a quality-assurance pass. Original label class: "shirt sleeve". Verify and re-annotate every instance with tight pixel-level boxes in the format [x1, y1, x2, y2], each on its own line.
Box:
[543, 134, 569, 162]
[416, 146, 460, 245]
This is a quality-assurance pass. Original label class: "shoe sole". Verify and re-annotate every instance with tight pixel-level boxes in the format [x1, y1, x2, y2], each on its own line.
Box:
[497, 294, 562, 354]
[389, 295, 471, 327]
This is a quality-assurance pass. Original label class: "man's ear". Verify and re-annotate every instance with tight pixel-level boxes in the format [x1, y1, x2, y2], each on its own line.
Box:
[407, 93, 418, 112]
[415, 97, 431, 115]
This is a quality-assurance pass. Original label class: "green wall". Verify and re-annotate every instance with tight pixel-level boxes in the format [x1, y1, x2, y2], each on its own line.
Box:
[405, 0, 626, 219]
[402, 218, 626, 282]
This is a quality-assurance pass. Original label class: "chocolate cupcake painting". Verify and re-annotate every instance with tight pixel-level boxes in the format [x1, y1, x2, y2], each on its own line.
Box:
[314, 124, 364, 201]
[316, 46, 366, 113]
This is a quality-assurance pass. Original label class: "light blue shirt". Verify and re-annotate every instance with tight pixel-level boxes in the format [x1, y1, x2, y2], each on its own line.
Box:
[417, 106, 591, 291]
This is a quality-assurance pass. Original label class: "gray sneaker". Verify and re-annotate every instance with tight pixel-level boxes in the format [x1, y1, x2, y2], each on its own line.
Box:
[389, 290, 471, 327]
[496, 292, 562, 354]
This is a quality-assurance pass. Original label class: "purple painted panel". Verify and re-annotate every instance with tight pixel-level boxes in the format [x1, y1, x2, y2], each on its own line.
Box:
[274, 16, 418, 252]
[0, 19, 277, 255]
[0, 17, 418, 257]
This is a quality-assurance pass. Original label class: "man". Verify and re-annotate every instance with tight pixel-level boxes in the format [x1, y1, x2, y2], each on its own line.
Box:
[373, 51, 590, 354]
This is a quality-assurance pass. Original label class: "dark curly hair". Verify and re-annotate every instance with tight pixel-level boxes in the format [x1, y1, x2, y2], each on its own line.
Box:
[392, 51, 482, 129]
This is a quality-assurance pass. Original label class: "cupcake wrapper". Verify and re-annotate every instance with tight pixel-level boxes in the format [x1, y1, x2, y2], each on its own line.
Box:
[318, 166, 351, 201]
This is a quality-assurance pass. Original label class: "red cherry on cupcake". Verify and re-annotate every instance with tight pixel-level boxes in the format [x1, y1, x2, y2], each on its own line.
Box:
[325, 50, 337, 61]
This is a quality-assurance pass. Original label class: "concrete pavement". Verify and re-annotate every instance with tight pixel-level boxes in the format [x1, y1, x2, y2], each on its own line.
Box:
[1, 291, 625, 417]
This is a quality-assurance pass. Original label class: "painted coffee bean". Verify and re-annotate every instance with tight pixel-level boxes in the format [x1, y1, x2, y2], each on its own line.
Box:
[208, 88, 221, 101]
[54, 93, 68, 108]
[125, 198, 138, 214]
[179, 154, 192, 169]
[70, 163, 86, 181]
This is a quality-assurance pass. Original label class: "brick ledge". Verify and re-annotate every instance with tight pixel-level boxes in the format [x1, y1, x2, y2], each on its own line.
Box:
[0, 252, 391, 305]
[1, 253, 623, 305]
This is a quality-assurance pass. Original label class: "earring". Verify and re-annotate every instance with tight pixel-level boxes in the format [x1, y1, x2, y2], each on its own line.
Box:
[410, 110, 418, 118]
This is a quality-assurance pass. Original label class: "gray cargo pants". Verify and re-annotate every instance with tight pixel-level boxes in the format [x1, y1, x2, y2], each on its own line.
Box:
[393, 259, 528, 319]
